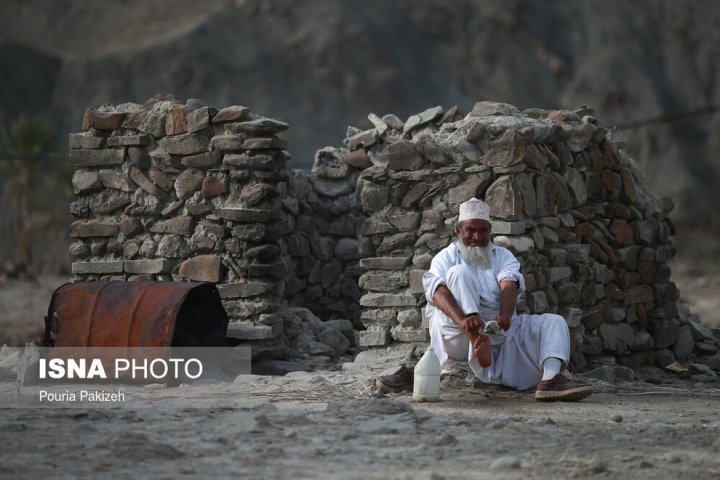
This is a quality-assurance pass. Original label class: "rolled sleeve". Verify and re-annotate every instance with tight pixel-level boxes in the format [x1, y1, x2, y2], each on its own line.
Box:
[495, 248, 526, 296]
[423, 245, 456, 305]
[422, 271, 446, 304]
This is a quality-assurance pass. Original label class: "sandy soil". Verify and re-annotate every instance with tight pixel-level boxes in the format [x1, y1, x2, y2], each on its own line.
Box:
[1, 347, 720, 479]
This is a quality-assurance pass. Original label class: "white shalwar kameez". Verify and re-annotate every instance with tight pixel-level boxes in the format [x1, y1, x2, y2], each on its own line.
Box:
[423, 242, 570, 391]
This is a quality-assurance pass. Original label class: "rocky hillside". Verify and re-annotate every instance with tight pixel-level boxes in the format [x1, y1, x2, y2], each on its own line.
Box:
[2, 0, 720, 220]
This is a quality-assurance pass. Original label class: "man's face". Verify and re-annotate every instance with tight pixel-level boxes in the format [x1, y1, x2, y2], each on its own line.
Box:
[455, 219, 491, 248]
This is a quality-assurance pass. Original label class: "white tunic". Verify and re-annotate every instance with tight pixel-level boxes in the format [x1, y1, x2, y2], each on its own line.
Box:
[422, 242, 570, 390]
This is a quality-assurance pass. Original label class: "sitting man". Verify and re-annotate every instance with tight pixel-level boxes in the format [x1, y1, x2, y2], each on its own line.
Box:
[379, 198, 592, 401]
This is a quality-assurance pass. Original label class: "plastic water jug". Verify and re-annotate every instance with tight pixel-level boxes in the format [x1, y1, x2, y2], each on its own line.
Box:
[413, 346, 441, 401]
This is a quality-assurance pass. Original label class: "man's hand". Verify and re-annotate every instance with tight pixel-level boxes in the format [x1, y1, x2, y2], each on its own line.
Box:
[495, 313, 511, 331]
[461, 313, 484, 334]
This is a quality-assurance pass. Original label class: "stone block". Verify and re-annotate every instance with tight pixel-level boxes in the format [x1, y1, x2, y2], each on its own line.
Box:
[486, 176, 524, 220]
[360, 309, 398, 327]
[360, 216, 394, 235]
[158, 133, 210, 155]
[226, 321, 279, 340]
[127, 147, 151, 168]
[611, 219, 634, 246]
[545, 266, 572, 282]
[620, 167, 637, 202]
[559, 307, 583, 328]
[225, 117, 288, 136]
[123, 259, 174, 274]
[403, 105, 443, 133]
[69, 148, 124, 167]
[361, 181, 390, 214]
[360, 293, 417, 307]
[85, 111, 127, 131]
[129, 167, 170, 200]
[218, 282, 278, 299]
[165, 105, 187, 135]
[650, 319, 680, 349]
[534, 173, 558, 217]
[240, 183, 275, 206]
[599, 323, 634, 354]
[359, 257, 410, 270]
[623, 285, 654, 305]
[409, 269, 426, 294]
[310, 236, 335, 262]
[316, 328, 350, 356]
[202, 176, 228, 199]
[526, 291, 548, 313]
[310, 176, 355, 198]
[70, 220, 119, 238]
[391, 326, 429, 343]
[71, 261, 124, 274]
[358, 327, 391, 347]
[490, 221, 526, 235]
[469, 101, 520, 117]
[181, 151, 222, 168]
[632, 218, 658, 246]
[211, 134, 245, 151]
[397, 309, 421, 328]
[157, 235, 191, 258]
[376, 232, 416, 255]
[217, 208, 278, 223]
[232, 224, 266, 242]
[99, 170, 136, 192]
[69, 132, 105, 149]
[178, 255, 223, 282]
[334, 238, 360, 261]
[448, 172, 493, 205]
[186, 106, 217, 133]
[565, 244, 591, 264]
[118, 217, 143, 236]
[223, 153, 276, 170]
[150, 216, 195, 235]
[386, 140, 425, 171]
[673, 325, 694, 361]
[483, 131, 526, 168]
[72, 170, 102, 194]
[312, 147, 350, 179]
[106, 135, 152, 147]
[243, 137, 288, 150]
[344, 149, 372, 169]
[630, 329, 654, 351]
[359, 272, 408, 292]
[212, 106, 250, 123]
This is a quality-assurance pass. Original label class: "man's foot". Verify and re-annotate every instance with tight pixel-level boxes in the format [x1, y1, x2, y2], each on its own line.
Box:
[375, 366, 414, 393]
[468, 331, 492, 368]
[535, 373, 593, 402]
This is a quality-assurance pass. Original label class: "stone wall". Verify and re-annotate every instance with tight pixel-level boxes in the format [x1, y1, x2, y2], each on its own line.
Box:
[67, 95, 718, 372]
[284, 148, 364, 326]
[351, 101, 716, 371]
[68, 95, 294, 342]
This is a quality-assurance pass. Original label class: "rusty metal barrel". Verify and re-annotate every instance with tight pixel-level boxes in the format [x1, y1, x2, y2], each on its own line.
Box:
[45, 281, 229, 347]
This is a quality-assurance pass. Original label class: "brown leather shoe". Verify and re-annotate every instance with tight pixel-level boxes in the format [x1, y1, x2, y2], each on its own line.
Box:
[376, 366, 414, 392]
[535, 373, 593, 402]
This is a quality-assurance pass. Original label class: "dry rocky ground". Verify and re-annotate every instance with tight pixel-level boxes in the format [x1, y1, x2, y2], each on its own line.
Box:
[1, 347, 720, 479]
[1, 230, 720, 478]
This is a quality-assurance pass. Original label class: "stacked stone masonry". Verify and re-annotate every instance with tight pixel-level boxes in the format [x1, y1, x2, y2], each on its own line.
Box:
[68, 96, 718, 372]
[69, 95, 295, 341]
[349, 101, 716, 372]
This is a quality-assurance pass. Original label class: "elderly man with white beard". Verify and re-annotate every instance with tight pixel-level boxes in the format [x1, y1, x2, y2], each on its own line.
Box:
[378, 198, 593, 401]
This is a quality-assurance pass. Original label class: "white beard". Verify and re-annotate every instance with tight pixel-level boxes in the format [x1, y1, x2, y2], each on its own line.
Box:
[456, 241, 492, 269]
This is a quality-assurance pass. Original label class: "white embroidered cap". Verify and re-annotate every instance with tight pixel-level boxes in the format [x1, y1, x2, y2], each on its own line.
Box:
[458, 198, 490, 222]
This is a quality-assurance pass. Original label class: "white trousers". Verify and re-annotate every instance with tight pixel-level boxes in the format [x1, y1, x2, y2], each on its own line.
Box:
[428, 264, 570, 390]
